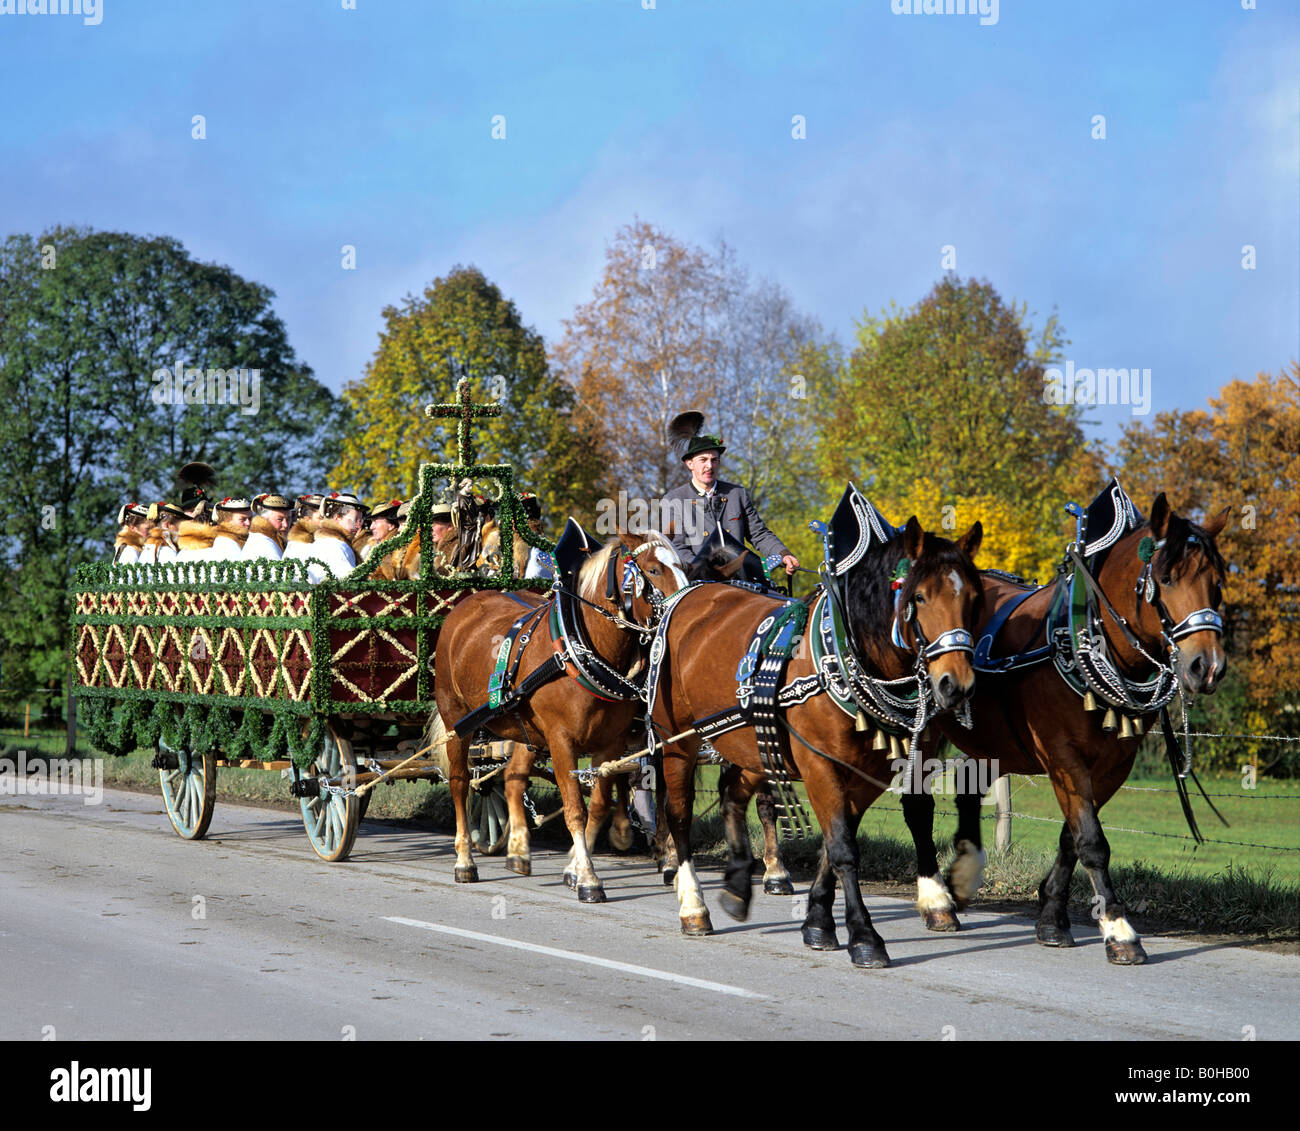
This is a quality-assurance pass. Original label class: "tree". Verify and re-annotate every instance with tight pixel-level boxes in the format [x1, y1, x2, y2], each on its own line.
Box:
[552, 220, 835, 550]
[1114, 367, 1300, 710]
[331, 266, 599, 529]
[820, 276, 1097, 579]
[0, 228, 341, 695]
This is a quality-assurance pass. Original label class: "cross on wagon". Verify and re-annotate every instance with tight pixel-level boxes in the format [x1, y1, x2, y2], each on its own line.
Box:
[424, 376, 502, 468]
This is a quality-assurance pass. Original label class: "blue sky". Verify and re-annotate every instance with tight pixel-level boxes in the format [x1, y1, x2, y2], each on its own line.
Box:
[1, 0, 1296, 440]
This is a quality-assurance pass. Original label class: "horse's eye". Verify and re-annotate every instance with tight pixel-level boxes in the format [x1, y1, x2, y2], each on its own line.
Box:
[914, 592, 926, 604]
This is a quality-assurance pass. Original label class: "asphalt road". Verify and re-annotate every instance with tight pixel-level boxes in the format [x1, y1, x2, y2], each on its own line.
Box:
[2, 786, 1295, 1042]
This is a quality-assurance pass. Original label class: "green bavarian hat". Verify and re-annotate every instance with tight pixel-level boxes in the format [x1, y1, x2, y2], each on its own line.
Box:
[519, 492, 542, 521]
[681, 432, 726, 461]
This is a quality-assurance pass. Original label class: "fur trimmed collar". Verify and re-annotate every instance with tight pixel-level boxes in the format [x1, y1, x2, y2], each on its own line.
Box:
[250, 514, 286, 550]
[144, 527, 178, 551]
[177, 520, 218, 552]
[287, 519, 318, 544]
[213, 520, 250, 548]
[114, 526, 146, 551]
[313, 519, 352, 543]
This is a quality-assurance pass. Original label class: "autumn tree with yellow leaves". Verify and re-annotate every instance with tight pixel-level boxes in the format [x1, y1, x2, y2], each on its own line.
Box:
[1114, 368, 1299, 765]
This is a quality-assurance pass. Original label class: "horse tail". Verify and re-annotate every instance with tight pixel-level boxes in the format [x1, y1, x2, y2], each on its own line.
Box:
[424, 703, 451, 781]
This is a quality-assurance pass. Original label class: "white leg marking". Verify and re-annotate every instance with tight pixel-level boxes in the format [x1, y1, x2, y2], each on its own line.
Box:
[1100, 915, 1139, 943]
[916, 874, 956, 913]
[674, 859, 708, 917]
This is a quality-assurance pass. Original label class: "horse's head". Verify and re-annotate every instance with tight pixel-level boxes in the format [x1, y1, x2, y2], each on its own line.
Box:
[684, 529, 771, 588]
[846, 515, 984, 712]
[1107, 494, 1228, 696]
[577, 528, 688, 629]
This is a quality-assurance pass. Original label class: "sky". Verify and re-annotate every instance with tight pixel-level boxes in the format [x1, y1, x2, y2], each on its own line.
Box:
[1, 0, 1296, 442]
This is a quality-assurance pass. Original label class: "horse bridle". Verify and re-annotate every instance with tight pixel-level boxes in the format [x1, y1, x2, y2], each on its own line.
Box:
[1133, 534, 1224, 652]
[889, 559, 976, 663]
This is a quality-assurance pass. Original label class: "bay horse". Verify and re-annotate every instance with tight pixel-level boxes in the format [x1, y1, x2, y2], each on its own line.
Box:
[649, 493, 983, 967]
[432, 526, 687, 901]
[907, 487, 1228, 964]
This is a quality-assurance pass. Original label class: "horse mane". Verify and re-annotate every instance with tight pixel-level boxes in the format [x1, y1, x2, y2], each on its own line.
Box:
[1157, 513, 1226, 582]
[577, 531, 677, 602]
[842, 528, 983, 646]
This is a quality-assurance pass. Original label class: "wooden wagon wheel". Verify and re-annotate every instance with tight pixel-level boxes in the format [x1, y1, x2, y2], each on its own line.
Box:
[299, 726, 361, 863]
[158, 738, 217, 840]
[469, 775, 510, 855]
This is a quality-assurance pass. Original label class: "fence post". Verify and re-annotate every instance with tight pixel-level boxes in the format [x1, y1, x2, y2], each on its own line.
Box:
[64, 676, 77, 759]
[994, 775, 1012, 852]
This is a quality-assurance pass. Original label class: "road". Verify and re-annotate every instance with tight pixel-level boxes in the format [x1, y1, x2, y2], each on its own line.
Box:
[2, 786, 1295, 1042]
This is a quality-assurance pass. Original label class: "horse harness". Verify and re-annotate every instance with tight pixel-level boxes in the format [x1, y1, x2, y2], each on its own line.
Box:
[450, 544, 663, 743]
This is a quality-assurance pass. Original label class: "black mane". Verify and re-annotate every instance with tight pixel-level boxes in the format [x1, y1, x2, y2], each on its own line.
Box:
[842, 529, 982, 648]
[1157, 513, 1226, 583]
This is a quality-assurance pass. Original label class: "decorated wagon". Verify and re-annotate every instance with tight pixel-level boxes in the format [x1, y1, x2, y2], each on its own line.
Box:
[71, 383, 556, 861]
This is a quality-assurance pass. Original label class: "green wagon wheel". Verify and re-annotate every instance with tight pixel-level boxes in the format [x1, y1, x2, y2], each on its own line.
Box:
[158, 740, 217, 840]
[299, 727, 361, 863]
[469, 775, 509, 856]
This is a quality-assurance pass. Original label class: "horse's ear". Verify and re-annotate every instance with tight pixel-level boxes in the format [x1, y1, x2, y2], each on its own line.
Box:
[903, 515, 925, 560]
[957, 520, 982, 560]
[1149, 493, 1172, 539]
[617, 526, 643, 547]
[1203, 506, 1230, 539]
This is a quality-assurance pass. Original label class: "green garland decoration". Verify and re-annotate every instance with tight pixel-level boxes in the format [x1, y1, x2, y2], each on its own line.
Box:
[71, 379, 558, 772]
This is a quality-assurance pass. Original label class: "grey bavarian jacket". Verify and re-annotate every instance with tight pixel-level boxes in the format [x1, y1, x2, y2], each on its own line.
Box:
[660, 479, 790, 565]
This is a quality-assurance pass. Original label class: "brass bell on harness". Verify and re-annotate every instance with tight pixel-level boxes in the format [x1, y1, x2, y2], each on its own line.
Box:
[1083, 690, 1098, 713]
[872, 729, 889, 752]
[1118, 715, 1135, 740]
[1131, 715, 1145, 736]
[1101, 708, 1119, 734]
[855, 710, 870, 733]
[891, 735, 906, 760]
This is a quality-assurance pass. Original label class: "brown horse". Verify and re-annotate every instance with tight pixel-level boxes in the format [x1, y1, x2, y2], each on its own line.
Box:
[907, 489, 1228, 964]
[432, 527, 686, 901]
[649, 501, 983, 967]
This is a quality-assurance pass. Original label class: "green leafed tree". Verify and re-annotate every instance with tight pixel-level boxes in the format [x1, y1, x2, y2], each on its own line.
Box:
[0, 227, 341, 697]
[331, 265, 601, 529]
[819, 276, 1100, 578]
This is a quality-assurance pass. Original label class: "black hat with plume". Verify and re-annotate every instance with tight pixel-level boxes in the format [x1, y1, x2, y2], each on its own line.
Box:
[668, 411, 726, 461]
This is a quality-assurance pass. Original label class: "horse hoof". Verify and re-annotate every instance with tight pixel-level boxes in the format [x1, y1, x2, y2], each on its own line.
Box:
[848, 943, 891, 969]
[1036, 922, 1076, 948]
[578, 885, 606, 904]
[1105, 938, 1148, 966]
[680, 912, 713, 937]
[801, 925, 839, 951]
[661, 867, 677, 886]
[922, 907, 961, 932]
[718, 889, 751, 922]
[563, 872, 577, 890]
[454, 865, 479, 884]
[505, 855, 530, 877]
[763, 877, 795, 896]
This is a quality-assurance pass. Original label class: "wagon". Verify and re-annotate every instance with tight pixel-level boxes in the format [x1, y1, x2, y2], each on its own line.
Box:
[71, 382, 567, 862]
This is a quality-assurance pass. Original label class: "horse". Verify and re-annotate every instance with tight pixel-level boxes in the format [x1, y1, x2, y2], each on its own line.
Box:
[431, 526, 687, 901]
[905, 486, 1227, 965]
[647, 488, 984, 967]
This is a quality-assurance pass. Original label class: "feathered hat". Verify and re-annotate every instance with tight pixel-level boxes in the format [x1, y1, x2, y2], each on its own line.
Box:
[668, 411, 726, 461]
[178, 461, 216, 508]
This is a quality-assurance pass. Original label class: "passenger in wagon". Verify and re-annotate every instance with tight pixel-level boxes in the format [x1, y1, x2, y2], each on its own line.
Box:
[306, 491, 369, 583]
[208, 497, 253, 560]
[355, 498, 402, 562]
[243, 493, 293, 561]
[112, 503, 151, 565]
[139, 502, 186, 565]
[518, 493, 554, 581]
[281, 494, 324, 565]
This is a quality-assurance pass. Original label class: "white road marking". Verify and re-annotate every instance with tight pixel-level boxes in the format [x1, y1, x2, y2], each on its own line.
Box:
[384, 916, 766, 999]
